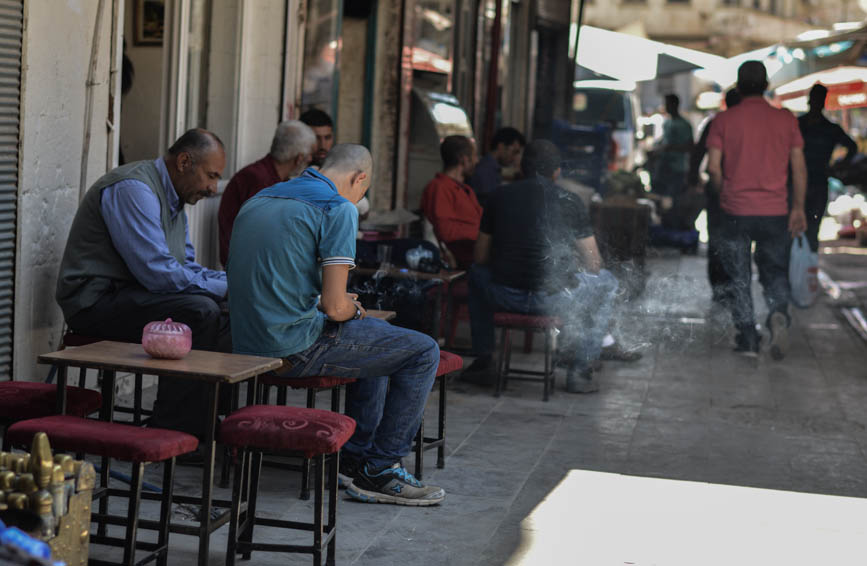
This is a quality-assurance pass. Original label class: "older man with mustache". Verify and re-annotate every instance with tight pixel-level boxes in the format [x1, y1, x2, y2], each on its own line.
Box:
[55, 128, 231, 438]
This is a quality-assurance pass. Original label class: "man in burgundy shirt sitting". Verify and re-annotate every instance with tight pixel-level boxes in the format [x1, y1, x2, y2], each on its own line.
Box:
[707, 61, 807, 359]
[421, 135, 481, 269]
[217, 120, 316, 265]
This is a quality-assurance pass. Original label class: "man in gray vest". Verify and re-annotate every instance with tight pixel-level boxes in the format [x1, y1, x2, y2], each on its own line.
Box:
[56, 129, 230, 438]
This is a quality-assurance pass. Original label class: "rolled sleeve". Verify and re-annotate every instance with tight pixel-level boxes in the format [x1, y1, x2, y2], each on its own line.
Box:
[101, 181, 227, 298]
[318, 201, 358, 268]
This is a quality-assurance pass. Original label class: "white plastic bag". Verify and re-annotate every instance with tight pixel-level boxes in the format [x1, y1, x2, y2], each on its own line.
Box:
[789, 235, 819, 308]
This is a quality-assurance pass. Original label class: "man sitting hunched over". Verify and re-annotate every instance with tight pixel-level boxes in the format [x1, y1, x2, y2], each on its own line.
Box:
[227, 144, 445, 506]
[466, 140, 620, 393]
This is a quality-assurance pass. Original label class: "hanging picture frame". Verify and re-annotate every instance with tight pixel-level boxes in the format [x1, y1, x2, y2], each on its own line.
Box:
[133, 0, 164, 46]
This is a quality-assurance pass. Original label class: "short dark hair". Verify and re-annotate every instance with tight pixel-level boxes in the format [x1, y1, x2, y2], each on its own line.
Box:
[440, 135, 474, 168]
[167, 129, 224, 161]
[665, 94, 680, 109]
[490, 127, 525, 151]
[737, 60, 768, 97]
[809, 83, 828, 108]
[299, 108, 334, 129]
[724, 88, 742, 109]
[521, 139, 560, 179]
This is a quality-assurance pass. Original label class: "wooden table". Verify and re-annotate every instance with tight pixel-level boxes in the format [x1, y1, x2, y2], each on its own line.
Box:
[367, 309, 396, 321]
[38, 341, 282, 566]
[353, 267, 466, 339]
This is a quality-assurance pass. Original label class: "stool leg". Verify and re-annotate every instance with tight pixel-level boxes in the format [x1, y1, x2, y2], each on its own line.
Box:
[97, 456, 110, 537]
[156, 458, 175, 566]
[276, 385, 287, 406]
[437, 375, 446, 469]
[313, 454, 325, 566]
[414, 416, 424, 480]
[330, 386, 340, 412]
[495, 328, 505, 397]
[299, 388, 317, 500]
[240, 451, 262, 561]
[226, 450, 246, 566]
[543, 330, 551, 402]
[122, 462, 144, 566]
[133, 373, 143, 425]
[326, 452, 338, 566]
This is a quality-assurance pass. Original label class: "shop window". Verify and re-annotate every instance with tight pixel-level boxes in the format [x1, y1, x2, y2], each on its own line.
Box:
[301, 0, 342, 117]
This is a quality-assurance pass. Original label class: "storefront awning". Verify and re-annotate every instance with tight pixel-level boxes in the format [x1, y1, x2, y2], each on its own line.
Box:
[775, 66, 867, 111]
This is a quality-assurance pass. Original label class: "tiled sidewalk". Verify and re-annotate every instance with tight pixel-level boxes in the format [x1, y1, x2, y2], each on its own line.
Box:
[95, 248, 867, 565]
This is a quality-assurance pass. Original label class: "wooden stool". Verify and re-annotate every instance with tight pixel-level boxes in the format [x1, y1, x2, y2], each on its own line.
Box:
[6, 415, 198, 566]
[413, 350, 462, 479]
[219, 405, 356, 566]
[493, 313, 561, 402]
[256, 374, 356, 500]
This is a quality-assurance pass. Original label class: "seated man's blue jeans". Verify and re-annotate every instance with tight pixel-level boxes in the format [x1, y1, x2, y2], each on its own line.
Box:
[718, 213, 790, 333]
[280, 318, 439, 470]
[468, 265, 618, 374]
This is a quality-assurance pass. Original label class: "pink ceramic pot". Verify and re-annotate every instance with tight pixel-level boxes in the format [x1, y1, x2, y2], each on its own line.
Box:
[142, 318, 192, 360]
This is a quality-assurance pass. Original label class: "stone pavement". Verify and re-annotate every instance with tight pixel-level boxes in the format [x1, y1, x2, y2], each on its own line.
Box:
[91, 248, 867, 565]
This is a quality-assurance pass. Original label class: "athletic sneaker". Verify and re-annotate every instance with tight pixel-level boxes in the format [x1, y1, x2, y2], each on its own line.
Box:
[337, 455, 362, 489]
[346, 463, 445, 506]
[768, 311, 788, 361]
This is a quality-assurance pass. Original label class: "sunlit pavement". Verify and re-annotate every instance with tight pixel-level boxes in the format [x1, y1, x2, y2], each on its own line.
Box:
[100, 244, 867, 565]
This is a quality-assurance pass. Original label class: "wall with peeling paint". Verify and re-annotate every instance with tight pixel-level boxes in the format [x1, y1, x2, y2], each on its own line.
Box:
[16, 0, 114, 379]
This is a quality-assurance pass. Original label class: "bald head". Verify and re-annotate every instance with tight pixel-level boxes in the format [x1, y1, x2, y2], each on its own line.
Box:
[320, 144, 373, 204]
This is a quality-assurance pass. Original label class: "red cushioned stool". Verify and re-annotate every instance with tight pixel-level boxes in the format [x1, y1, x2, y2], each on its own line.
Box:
[493, 313, 562, 402]
[219, 405, 356, 566]
[7, 415, 198, 566]
[413, 350, 462, 480]
[255, 373, 357, 500]
[0, 381, 102, 450]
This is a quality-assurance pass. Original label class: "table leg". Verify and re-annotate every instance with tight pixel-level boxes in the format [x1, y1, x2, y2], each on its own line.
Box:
[198, 382, 219, 566]
[98, 370, 116, 538]
[55, 365, 68, 414]
[431, 282, 443, 341]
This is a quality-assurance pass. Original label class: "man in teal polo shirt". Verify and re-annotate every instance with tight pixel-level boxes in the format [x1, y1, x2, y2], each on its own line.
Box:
[228, 144, 445, 506]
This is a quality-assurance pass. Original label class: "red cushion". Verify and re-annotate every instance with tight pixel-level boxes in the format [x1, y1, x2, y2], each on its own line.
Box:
[7, 416, 198, 462]
[258, 373, 357, 389]
[493, 312, 562, 329]
[0, 382, 103, 421]
[219, 405, 356, 457]
[437, 351, 463, 376]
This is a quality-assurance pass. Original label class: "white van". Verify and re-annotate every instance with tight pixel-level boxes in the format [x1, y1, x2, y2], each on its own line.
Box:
[572, 80, 641, 170]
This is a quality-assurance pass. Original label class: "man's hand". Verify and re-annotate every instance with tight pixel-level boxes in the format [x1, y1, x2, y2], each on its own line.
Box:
[789, 208, 807, 236]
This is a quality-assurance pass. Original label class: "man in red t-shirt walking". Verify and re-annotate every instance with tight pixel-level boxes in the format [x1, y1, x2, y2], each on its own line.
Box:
[707, 61, 807, 359]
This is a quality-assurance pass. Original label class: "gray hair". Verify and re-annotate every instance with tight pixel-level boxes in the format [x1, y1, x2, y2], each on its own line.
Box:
[269, 120, 316, 162]
[320, 143, 372, 176]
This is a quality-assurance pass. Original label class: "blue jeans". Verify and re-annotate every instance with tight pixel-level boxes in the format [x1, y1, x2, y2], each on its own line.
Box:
[468, 265, 618, 374]
[280, 317, 439, 470]
[719, 214, 790, 332]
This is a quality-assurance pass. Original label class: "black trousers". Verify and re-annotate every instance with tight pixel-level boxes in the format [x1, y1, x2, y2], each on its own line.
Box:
[68, 284, 232, 437]
[718, 214, 790, 334]
[706, 187, 731, 303]
[804, 182, 828, 253]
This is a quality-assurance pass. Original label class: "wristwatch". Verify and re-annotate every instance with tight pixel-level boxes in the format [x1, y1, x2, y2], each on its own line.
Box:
[352, 307, 362, 320]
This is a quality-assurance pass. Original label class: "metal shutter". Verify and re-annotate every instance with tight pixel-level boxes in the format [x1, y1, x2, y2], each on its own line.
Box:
[0, 0, 22, 379]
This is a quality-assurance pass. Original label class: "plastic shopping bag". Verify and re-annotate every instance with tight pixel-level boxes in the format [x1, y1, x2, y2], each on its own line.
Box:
[789, 235, 819, 308]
